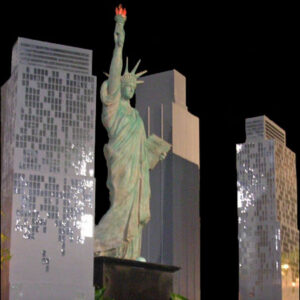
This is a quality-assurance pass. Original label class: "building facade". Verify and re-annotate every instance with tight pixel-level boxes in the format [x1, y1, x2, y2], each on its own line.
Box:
[136, 70, 200, 300]
[237, 115, 299, 300]
[1, 37, 96, 300]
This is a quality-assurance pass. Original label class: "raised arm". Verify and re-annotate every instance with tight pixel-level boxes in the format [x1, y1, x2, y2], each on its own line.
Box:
[108, 5, 127, 95]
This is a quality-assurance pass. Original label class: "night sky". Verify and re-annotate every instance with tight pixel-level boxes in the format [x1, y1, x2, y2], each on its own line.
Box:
[0, 2, 299, 299]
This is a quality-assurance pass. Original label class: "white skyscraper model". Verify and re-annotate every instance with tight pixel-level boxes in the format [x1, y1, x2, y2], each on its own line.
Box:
[1, 38, 96, 300]
[237, 116, 299, 300]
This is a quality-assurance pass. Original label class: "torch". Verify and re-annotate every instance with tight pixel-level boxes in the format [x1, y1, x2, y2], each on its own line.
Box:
[115, 4, 127, 24]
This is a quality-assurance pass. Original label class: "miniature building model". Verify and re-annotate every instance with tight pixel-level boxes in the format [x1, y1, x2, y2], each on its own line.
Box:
[1, 38, 96, 300]
[237, 116, 299, 300]
[136, 70, 200, 300]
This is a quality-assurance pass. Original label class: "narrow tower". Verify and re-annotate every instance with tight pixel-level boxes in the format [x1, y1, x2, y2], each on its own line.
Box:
[237, 115, 299, 300]
[1, 38, 96, 300]
[136, 70, 200, 300]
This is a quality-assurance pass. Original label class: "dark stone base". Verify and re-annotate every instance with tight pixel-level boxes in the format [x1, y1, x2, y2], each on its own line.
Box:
[94, 256, 180, 300]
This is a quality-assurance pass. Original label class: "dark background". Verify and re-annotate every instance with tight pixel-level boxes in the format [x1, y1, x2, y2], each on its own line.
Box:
[0, 2, 299, 299]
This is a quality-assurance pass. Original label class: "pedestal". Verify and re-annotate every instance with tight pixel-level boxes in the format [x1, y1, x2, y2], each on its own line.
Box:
[94, 256, 180, 300]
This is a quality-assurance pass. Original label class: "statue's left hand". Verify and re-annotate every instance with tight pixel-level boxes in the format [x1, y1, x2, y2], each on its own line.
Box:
[159, 152, 167, 160]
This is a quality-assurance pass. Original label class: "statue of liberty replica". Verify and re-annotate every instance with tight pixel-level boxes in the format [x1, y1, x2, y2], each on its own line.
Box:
[94, 5, 171, 260]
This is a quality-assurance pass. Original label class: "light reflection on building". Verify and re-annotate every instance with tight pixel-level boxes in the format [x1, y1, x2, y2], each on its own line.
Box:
[237, 116, 299, 300]
[1, 37, 96, 299]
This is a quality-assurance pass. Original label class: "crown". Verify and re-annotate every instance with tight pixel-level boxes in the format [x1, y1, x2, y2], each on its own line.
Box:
[104, 57, 147, 87]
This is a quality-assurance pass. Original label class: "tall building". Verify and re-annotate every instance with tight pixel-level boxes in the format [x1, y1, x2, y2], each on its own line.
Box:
[136, 70, 200, 300]
[237, 115, 299, 300]
[1, 37, 96, 300]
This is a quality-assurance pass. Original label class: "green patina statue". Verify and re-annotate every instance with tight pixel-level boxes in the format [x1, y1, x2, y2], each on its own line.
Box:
[94, 5, 171, 260]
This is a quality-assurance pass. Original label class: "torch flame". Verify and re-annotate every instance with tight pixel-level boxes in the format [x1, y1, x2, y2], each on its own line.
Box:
[115, 4, 127, 17]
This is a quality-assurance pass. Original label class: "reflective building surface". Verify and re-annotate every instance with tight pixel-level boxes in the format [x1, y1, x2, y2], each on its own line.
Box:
[237, 116, 299, 300]
[1, 38, 96, 300]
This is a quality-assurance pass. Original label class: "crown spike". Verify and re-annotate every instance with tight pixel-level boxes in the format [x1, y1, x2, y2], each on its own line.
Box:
[125, 57, 129, 74]
[136, 70, 147, 78]
[131, 59, 141, 74]
[103, 72, 109, 77]
[136, 80, 144, 84]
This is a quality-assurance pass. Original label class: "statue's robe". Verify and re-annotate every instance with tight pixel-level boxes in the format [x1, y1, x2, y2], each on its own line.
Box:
[94, 80, 153, 259]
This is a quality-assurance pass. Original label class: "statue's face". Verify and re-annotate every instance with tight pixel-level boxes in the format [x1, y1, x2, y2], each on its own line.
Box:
[121, 83, 136, 100]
